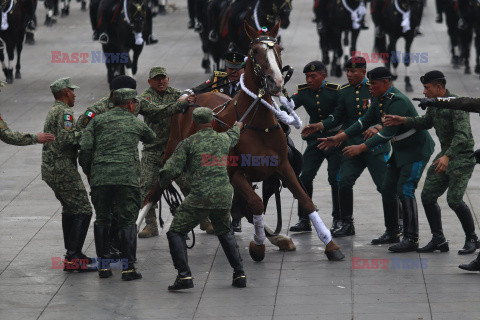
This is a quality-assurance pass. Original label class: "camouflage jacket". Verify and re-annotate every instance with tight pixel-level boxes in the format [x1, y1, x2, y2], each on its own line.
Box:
[41, 101, 82, 182]
[0, 113, 38, 145]
[78, 107, 156, 187]
[140, 86, 184, 153]
[406, 90, 475, 170]
[158, 125, 240, 209]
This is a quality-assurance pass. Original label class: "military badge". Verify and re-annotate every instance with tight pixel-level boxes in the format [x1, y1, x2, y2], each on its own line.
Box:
[310, 64, 315, 71]
[64, 114, 73, 121]
[85, 111, 96, 118]
[363, 99, 371, 109]
[64, 121, 73, 130]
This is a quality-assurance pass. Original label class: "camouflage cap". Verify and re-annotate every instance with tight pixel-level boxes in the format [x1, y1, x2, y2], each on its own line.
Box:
[149, 66, 168, 79]
[0, 81, 5, 87]
[193, 107, 213, 124]
[50, 77, 79, 94]
[113, 88, 138, 103]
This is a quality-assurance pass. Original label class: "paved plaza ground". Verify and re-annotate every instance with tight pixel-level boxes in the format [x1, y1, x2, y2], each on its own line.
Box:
[1, 0, 480, 319]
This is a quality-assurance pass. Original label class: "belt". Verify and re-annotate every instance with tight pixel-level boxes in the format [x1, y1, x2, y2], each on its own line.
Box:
[327, 125, 342, 133]
[392, 129, 416, 142]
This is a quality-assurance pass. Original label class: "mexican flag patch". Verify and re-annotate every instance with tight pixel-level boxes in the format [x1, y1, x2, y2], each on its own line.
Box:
[64, 114, 73, 121]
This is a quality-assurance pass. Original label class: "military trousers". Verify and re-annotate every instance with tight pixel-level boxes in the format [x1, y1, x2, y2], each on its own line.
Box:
[141, 150, 164, 226]
[383, 157, 430, 201]
[169, 202, 231, 236]
[299, 139, 342, 197]
[44, 176, 92, 216]
[91, 185, 141, 228]
[421, 163, 475, 210]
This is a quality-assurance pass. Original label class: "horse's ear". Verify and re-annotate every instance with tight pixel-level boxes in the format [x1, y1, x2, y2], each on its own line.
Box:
[268, 21, 281, 38]
[244, 21, 258, 41]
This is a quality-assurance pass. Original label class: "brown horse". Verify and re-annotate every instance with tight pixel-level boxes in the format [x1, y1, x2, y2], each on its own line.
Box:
[163, 22, 344, 262]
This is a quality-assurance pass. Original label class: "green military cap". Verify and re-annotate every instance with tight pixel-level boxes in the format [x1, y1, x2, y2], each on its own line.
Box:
[149, 66, 168, 79]
[113, 88, 137, 102]
[367, 67, 392, 80]
[303, 61, 326, 73]
[50, 77, 79, 94]
[193, 107, 213, 124]
[345, 56, 367, 69]
[0, 81, 6, 87]
[225, 52, 246, 69]
[420, 70, 446, 84]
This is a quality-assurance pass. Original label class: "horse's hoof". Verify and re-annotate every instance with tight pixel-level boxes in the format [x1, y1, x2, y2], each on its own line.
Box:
[249, 241, 265, 262]
[475, 65, 480, 74]
[277, 238, 296, 251]
[15, 71, 21, 79]
[6, 78, 13, 84]
[465, 66, 471, 74]
[325, 240, 345, 261]
[405, 84, 413, 92]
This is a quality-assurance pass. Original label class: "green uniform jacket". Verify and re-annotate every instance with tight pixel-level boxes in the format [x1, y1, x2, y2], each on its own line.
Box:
[41, 101, 82, 182]
[406, 90, 475, 171]
[322, 79, 391, 154]
[293, 81, 340, 141]
[76, 93, 188, 130]
[158, 126, 240, 209]
[344, 86, 435, 167]
[431, 96, 480, 113]
[0, 113, 38, 145]
[78, 107, 156, 187]
[192, 71, 237, 97]
[141, 87, 184, 153]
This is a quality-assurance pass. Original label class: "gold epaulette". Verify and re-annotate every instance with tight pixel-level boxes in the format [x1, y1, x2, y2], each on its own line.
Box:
[325, 82, 340, 91]
[386, 92, 395, 99]
[297, 83, 309, 91]
[340, 83, 351, 90]
[213, 71, 227, 77]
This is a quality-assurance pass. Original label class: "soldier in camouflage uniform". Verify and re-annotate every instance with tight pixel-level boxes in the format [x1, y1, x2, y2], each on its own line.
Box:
[42, 78, 95, 271]
[303, 57, 397, 241]
[146, 107, 246, 290]
[289, 61, 342, 233]
[139, 66, 198, 238]
[79, 88, 156, 280]
[319, 67, 435, 253]
[384, 71, 479, 255]
[0, 81, 55, 145]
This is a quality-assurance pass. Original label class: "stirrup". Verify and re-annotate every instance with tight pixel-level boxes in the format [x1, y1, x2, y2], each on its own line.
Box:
[98, 33, 109, 45]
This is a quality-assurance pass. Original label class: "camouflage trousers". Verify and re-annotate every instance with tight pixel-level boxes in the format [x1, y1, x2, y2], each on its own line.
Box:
[169, 202, 231, 236]
[141, 150, 191, 227]
[421, 164, 475, 210]
[91, 185, 140, 227]
[44, 176, 92, 216]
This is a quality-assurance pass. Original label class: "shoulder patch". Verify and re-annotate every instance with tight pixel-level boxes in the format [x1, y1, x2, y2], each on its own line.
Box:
[64, 121, 73, 131]
[325, 82, 340, 91]
[64, 114, 73, 121]
[386, 92, 395, 100]
[297, 83, 308, 91]
[340, 83, 351, 90]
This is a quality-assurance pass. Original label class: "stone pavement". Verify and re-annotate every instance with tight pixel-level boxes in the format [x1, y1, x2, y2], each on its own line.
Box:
[1, 1, 480, 319]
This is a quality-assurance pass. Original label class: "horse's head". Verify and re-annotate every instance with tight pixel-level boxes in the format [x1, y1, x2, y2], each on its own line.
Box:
[244, 22, 284, 96]
[272, 0, 292, 29]
[126, 0, 146, 33]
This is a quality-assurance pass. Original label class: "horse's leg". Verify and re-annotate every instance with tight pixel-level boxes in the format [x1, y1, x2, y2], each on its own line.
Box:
[474, 27, 480, 75]
[463, 27, 473, 74]
[15, 36, 22, 79]
[387, 35, 398, 80]
[5, 41, 15, 83]
[404, 35, 413, 92]
[319, 30, 330, 65]
[124, 50, 134, 77]
[200, 34, 211, 73]
[229, 170, 267, 262]
[276, 163, 344, 261]
[331, 30, 343, 77]
[132, 45, 143, 75]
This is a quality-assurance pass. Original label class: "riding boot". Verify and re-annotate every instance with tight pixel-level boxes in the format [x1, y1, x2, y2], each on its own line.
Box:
[330, 185, 342, 233]
[217, 229, 246, 288]
[417, 202, 448, 252]
[92, 31, 99, 41]
[167, 231, 194, 290]
[77, 214, 95, 264]
[158, 4, 166, 15]
[109, 212, 122, 259]
[231, 218, 242, 233]
[62, 214, 74, 253]
[138, 208, 159, 238]
[187, 20, 194, 29]
[64, 215, 89, 271]
[94, 224, 112, 278]
[372, 200, 401, 244]
[333, 188, 354, 237]
[435, 0, 443, 23]
[290, 210, 312, 232]
[453, 202, 480, 254]
[120, 225, 142, 281]
[459, 252, 480, 271]
[388, 198, 419, 252]
[146, 35, 158, 45]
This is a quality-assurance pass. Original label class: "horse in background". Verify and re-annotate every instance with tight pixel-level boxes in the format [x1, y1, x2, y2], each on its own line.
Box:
[443, 0, 462, 70]
[372, 0, 424, 92]
[457, 0, 480, 77]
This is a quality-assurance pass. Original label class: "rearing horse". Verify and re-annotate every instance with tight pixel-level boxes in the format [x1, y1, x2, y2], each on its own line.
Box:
[163, 22, 344, 262]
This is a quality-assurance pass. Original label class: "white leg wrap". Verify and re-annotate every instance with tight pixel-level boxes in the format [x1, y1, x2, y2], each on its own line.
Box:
[309, 211, 332, 245]
[134, 32, 144, 45]
[253, 214, 265, 245]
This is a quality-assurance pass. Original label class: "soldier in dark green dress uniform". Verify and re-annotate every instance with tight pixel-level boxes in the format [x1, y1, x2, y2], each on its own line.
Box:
[319, 67, 435, 253]
[290, 61, 342, 232]
[384, 71, 479, 255]
[303, 57, 397, 240]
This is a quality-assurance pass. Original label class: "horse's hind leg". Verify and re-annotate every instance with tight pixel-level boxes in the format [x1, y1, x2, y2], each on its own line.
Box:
[4, 42, 15, 83]
[276, 163, 344, 261]
[230, 170, 267, 262]
[15, 37, 23, 79]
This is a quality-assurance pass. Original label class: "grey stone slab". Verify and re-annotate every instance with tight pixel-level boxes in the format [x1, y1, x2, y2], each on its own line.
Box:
[353, 313, 430, 320]
[432, 312, 480, 320]
[274, 303, 352, 315]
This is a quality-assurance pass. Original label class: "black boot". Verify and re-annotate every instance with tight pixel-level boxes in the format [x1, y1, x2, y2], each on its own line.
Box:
[289, 216, 312, 232]
[78, 214, 94, 264]
[333, 188, 354, 237]
[231, 218, 242, 233]
[453, 202, 480, 254]
[371, 231, 401, 244]
[65, 215, 95, 272]
[389, 198, 419, 252]
[418, 202, 448, 252]
[372, 200, 401, 244]
[120, 225, 142, 281]
[330, 185, 342, 233]
[167, 231, 193, 290]
[459, 253, 480, 271]
[94, 224, 112, 278]
[217, 229, 246, 288]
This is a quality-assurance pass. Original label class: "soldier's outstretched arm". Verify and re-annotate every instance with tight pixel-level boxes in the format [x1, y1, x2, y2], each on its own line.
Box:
[157, 140, 188, 189]
[137, 98, 190, 121]
[225, 122, 242, 148]
[414, 97, 480, 113]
